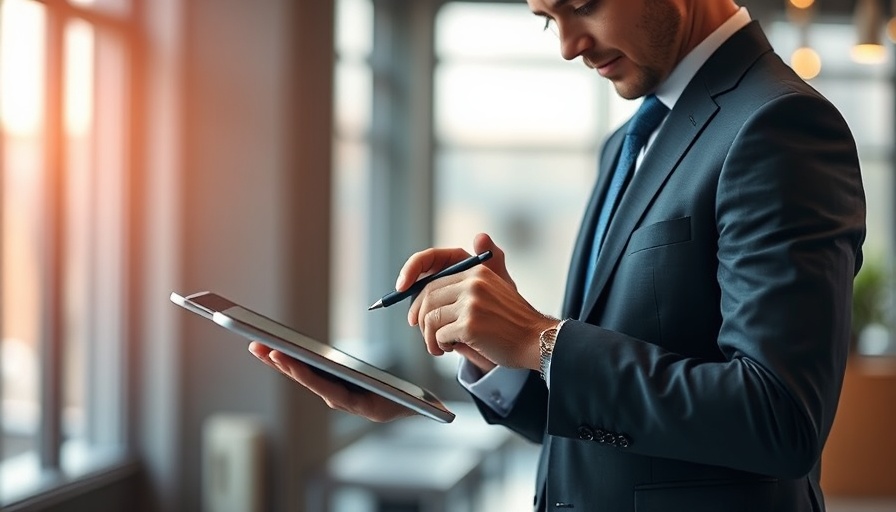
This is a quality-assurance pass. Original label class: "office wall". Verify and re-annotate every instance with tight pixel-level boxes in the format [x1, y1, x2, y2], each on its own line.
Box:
[179, 0, 334, 510]
[136, 0, 335, 510]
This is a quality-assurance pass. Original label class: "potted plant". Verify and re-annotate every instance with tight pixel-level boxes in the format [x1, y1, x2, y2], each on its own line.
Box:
[851, 258, 892, 355]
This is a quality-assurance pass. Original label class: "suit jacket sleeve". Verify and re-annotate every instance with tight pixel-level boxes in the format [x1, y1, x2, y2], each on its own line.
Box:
[470, 369, 548, 444]
[543, 91, 865, 478]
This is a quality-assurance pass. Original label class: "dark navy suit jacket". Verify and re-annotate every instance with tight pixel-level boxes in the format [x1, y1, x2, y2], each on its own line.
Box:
[471, 22, 866, 512]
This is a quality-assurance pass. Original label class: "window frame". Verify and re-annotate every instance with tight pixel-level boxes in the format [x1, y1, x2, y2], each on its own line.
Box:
[0, 0, 143, 507]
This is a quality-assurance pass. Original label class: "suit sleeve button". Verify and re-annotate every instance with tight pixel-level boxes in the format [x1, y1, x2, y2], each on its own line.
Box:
[576, 426, 594, 441]
[616, 434, 630, 448]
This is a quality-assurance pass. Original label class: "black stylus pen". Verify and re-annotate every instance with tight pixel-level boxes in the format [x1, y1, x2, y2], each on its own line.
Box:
[368, 250, 493, 311]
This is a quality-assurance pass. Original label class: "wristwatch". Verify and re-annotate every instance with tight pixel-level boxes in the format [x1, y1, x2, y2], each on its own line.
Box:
[539, 319, 567, 381]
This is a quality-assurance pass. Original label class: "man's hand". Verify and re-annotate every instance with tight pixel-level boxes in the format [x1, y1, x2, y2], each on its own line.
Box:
[248, 341, 416, 422]
[398, 233, 556, 371]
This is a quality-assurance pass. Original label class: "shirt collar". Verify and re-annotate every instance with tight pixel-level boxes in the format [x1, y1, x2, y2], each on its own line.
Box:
[655, 7, 752, 110]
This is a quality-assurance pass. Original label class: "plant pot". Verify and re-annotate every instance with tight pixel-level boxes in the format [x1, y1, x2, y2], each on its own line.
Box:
[821, 356, 896, 496]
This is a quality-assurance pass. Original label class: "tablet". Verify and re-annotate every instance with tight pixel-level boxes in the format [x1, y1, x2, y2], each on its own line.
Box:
[170, 291, 455, 423]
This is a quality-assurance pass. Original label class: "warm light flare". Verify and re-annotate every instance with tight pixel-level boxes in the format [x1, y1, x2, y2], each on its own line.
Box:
[851, 43, 888, 64]
[791, 47, 822, 80]
[887, 17, 896, 43]
[0, 0, 46, 135]
[65, 21, 95, 137]
[790, 0, 815, 9]
[852, 0, 887, 65]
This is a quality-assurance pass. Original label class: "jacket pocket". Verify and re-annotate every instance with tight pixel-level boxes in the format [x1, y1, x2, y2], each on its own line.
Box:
[628, 216, 692, 255]
[634, 479, 777, 512]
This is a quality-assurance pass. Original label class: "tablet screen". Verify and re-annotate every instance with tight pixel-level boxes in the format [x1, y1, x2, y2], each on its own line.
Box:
[171, 291, 455, 423]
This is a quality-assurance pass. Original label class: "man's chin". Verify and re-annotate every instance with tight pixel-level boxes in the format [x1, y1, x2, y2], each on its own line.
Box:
[609, 71, 661, 100]
[610, 80, 647, 101]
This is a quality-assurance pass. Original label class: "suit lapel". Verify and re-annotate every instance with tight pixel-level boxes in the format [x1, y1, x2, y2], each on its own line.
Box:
[562, 129, 625, 318]
[578, 92, 718, 317]
[577, 22, 773, 319]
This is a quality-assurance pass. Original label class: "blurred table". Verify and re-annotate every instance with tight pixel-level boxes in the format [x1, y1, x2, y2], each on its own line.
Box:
[308, 401, 514, 512]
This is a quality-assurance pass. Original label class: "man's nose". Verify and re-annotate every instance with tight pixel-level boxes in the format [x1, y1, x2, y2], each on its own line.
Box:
[558, 22, 593, 61]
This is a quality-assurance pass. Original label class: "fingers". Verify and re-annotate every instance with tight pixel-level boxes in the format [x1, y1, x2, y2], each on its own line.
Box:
[421, 302, 463, 356]
[407, 272, 471, 348]
[472, 232, 498, 259]
[452, 343, 497, 374]
[250, 343, 347, 405]
[473, 232, 515, 286]
[412, 276, 491, 357]
[395, 247, 472, 292]
[248, 341, 282, 372]
[249, 342, 308, 385]
[269, 350, 355, 411]
[247, 342, 416, 422]
[407, 271, 466, 327]
[401, 235, 506, 326]
[250, 344, 360, 414]
[248, 341, 269, 358]
[394, 235, 521, 368]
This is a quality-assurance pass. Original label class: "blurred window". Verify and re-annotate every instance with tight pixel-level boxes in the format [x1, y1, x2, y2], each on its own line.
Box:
[331, 0, 374, 363]
[1, 0, 133, 504]
[331, 0, 374, 437]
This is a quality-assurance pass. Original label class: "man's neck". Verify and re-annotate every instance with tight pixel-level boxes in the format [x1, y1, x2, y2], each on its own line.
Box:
[678, 1, 741, 62]
[655, 7, 751, 109]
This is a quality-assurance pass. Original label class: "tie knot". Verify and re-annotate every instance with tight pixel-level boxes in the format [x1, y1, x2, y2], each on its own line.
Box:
[627, 94, 669, 138]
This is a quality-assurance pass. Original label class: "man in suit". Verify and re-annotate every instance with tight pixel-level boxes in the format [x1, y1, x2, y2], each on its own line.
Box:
[251, 0, 866, 510]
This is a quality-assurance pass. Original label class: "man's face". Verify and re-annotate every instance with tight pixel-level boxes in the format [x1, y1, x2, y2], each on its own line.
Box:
[528, 0, 685, 99]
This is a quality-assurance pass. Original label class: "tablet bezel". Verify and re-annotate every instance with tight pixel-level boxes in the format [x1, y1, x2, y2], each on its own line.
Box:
[170, 291, 455, 423]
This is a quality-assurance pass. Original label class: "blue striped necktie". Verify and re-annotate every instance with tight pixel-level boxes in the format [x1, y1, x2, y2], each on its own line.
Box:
[584, 94, 669, 291]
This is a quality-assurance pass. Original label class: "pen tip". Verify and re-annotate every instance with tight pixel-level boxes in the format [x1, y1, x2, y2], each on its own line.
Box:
[368, 300, 383, 311]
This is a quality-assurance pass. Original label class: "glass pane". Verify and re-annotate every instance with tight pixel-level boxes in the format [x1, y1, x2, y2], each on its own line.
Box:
[62, 18, 93, 466]
[68, 0, 130, 17]
[435, 64, 601, 146]
[331, 139, 371, 357]
[1, 0, 46, 135]
[335, 0, 372, 58]
[436, 2, 557, 60]
[62, 21, 128, 474]
[859, 155, 894, 261]
[332, 0, 373, 362]
[334, 64, 372, 138]
[0, 0, 47, 498]
[88, 25, 128, 452]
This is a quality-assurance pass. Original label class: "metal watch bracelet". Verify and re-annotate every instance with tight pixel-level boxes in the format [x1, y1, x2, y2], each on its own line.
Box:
[539, 318, 568, 381]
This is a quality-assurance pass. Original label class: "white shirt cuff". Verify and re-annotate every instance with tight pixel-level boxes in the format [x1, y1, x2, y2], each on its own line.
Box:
[456, 359, 530, 417]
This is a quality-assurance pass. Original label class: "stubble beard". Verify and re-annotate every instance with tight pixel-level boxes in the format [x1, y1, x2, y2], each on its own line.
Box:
[608, 0, 682, 100]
